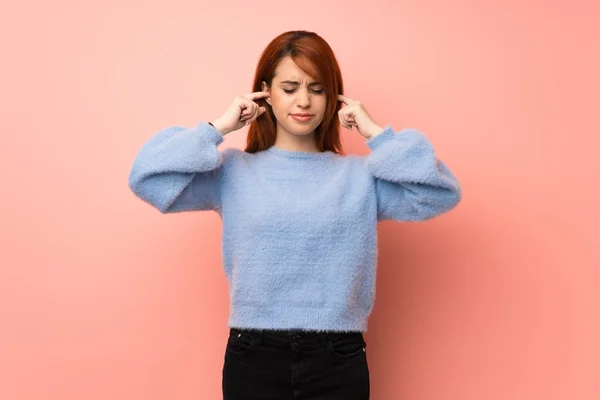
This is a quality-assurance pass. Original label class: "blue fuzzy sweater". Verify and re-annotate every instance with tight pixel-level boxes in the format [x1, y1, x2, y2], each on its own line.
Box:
[128, 121, 461, 332]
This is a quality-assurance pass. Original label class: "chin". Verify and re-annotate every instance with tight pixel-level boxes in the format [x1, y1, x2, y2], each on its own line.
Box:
[283, 124, 317, 136]
[292, 128, 317, 136]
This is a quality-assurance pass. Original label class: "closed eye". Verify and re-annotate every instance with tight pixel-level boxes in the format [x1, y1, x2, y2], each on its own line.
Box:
[283, 89, 324, 94]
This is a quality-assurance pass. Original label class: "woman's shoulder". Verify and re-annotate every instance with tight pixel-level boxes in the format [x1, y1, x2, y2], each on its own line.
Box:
[219, 146, 245, 161]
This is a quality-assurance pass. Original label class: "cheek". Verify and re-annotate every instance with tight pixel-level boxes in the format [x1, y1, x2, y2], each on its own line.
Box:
[271, 96, 287, 111]
[316, 98, 327, 114]
[275, 98, 296, 117]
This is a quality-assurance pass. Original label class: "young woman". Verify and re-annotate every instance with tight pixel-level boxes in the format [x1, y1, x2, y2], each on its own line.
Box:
[129, 30, 461, 400]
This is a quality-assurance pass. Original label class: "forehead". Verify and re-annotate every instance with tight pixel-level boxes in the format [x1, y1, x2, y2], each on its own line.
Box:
[274, 57, 317, 83]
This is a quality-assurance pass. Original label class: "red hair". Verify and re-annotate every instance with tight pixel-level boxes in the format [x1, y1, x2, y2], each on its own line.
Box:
[245, 30, 345, 155]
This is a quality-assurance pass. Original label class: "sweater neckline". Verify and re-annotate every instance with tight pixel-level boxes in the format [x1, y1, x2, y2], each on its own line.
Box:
[265, 146, 336, 160]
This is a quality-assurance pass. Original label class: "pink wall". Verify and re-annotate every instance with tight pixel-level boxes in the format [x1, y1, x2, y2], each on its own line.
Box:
[1, 0, 598, 399]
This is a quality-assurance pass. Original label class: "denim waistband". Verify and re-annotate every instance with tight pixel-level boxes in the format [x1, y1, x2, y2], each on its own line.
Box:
[230, 327, 364, 349]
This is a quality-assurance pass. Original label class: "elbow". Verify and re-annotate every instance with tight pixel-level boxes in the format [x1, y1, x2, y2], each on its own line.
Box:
[438, 186, 462, 216]
[438, 185, 462, 214]
[446, 184, 462, 211]
[128, 169, 146, 203]
[419, 187, 462, 220]
[128, 170, 171, 214]
[157, 199, 175, 214]
[128, 169, 142, 199]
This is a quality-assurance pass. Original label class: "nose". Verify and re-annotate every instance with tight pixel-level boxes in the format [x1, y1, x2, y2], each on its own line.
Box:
[296, 87, 311, 108]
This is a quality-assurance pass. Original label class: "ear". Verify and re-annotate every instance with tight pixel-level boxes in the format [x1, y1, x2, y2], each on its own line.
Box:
[261, 81, 271, 105]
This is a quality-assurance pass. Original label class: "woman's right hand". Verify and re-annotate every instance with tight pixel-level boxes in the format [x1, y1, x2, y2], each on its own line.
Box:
[210, 91, 270, 135]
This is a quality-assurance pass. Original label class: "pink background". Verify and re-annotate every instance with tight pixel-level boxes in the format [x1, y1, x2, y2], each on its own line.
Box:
[1, 0, 598, 399]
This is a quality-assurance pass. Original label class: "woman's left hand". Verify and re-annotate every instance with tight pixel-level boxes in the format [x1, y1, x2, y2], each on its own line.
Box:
[338, 95, 384, 139]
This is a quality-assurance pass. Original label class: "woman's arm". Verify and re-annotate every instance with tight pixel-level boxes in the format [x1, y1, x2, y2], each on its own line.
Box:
[366, 126, 462, 222]
[128, 121, 231, 214]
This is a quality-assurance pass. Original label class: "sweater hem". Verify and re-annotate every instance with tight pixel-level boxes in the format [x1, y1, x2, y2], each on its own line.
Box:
[228, 303, 370, 333]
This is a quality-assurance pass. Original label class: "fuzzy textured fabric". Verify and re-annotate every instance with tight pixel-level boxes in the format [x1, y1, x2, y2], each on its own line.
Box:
[128, 121, 461, 332]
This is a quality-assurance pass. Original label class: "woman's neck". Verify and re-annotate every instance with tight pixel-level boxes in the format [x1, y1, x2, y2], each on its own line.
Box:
[274, 129, 320, 153]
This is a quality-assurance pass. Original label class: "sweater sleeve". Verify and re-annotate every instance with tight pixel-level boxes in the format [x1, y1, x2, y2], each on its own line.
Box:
[365, 125, 462, 222]
[128, 121, 229, 214]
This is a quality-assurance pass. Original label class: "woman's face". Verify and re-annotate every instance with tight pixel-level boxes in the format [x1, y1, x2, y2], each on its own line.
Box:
[262, 56, 327, 139]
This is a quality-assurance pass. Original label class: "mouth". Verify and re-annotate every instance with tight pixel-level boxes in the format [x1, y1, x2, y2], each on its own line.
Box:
[291, 114, 314, 122]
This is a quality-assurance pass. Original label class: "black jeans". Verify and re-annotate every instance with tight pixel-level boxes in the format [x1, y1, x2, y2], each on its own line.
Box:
[222, 327, 370, 400]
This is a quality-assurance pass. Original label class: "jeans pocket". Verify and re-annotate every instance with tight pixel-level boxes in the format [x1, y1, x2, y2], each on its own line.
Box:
[226, 328, 258, 356]
[327, 333, 367, 360]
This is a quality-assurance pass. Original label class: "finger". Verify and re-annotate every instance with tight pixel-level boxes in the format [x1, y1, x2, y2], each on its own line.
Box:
[250, 102, 259, 118]
[338, 94, 355, 105]
[247, 104, 263, 123]
[241, 102, 257, 118]
[339, 109, 353, 125]
[238, 103, 250, 119]
[245, 91, 270, 101]
[338, 111, 350, 130]
[338, 109, 348, 126]
[247, 105, 261, 124]
[341, 110, 357, 130]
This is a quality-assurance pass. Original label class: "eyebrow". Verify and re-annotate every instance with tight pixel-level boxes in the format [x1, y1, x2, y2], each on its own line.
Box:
[280, 80, 322, 86]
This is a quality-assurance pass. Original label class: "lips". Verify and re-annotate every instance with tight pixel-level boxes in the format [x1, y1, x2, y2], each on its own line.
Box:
[291, 114, 314, 122]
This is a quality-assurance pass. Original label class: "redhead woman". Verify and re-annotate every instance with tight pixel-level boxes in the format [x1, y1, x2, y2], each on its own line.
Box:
[128, 30, 462, 400]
